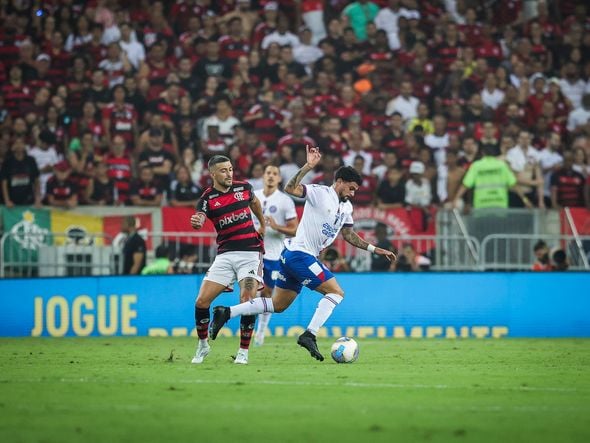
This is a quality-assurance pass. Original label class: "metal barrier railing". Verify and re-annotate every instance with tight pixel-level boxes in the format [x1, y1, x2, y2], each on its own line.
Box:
[480, 234, 590, 271]
[2, 231, 590, 277]
[0, 232, 116, 278]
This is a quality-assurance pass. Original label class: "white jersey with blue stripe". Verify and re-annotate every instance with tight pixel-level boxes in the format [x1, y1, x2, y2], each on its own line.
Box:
[284, 184, 354, 257]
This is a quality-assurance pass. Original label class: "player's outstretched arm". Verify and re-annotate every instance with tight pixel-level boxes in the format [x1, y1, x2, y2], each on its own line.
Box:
[341, 226, 397, 262]
[284, 145, 321, 197]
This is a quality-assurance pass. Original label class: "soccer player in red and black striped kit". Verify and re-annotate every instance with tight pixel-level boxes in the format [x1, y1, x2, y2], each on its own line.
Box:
[190, 155, 266, 365]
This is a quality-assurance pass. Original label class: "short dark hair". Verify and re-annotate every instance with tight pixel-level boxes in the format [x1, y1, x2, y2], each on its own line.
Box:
[334, 166, 362, 185]
[208, 155, 231, 170]
[534, 240, 548, 252]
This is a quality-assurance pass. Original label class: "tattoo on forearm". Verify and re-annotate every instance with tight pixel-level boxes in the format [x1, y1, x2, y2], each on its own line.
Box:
[243, 277, 256, 291]
[342, 228, 369, 250]
[285, 166, 309, 191]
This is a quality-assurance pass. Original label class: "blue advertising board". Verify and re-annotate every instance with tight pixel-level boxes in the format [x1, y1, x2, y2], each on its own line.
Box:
[0, 273, 589, 338]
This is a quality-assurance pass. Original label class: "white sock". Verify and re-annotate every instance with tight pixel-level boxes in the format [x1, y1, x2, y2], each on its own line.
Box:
[256, 312, 272, 336]
[307, 293, 343, 335]
[230, 297, 274, 318]
[199, 339, 208, 346]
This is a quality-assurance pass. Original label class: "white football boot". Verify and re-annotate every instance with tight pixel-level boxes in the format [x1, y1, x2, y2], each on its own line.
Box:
[191, 341, 211, 364]
[233, 348, 249, 365]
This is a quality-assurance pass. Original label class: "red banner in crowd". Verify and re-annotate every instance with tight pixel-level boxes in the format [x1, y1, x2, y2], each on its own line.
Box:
[162, 206, 436, 252]
[561, 208, 590, 235]
[161, 207, 216, 245]
[103, 213, 154, 248]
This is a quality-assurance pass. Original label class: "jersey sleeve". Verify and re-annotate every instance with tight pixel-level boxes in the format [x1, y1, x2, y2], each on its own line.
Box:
[195, 193, 209, 215]
[343, 208, 354, 227]
[244, 182, 254, 201]
[302, 184, 325, 206]
[283, 195, 297, 220]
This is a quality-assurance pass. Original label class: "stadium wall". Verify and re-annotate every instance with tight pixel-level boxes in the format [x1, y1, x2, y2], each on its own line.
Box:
[0, 273, 589, 338]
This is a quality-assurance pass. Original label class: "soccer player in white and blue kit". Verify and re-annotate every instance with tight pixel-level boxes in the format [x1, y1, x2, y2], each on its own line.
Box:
[210, 146, 396, 361]
[253, 164, 298, 346]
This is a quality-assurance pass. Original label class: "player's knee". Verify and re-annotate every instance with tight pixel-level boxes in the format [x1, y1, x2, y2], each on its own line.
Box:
[195, 298, 209, 309]
[274, 303, 287, 313]
[329, 288, 344, 298]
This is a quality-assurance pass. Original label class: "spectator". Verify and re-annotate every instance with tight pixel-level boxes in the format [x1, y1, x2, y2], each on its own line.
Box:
[532, 240, 551, 271]
[138, 127, 175, 189]
[342, 0, 379, 42]
[370, 223, 395, 271]
[454, 143, 532, 210]
[567, 93, 590, 135]
[538, 132, 564, 203]
[0, 138, 41, 207]
[28, 129, 60, 198]
[393, 243, 431, 272]
[105, 135, 133, 205]
[141, 244, 173, 275]
[118, 22, 146, 72]
[45, 161, 78, 209]
[321, 247, 350, 272]
[86, 160, 115, 206]
[102, 84, 138, 148]
[424, 115, 449, 167]
[376, 166, 405, 209]
[351, 155, 377, 206]
[261, 15, 300, 49]
[375, 0, 402, 50]
[405, 161, 432, 208]
[550, 150, 587, 209]
[386, 81, 419, 122]
[343, 132, 372, 174]
[439, 149, 465, 207]
[172, 245, 200, 274]
[169, 165, 201, 207]
[551, 248, 569, 272]
[129, 165, 164, 207]
[506, 130, 545, 208]
[121, 215, 146, 275]
[372, 150, 400, 181]
[99, 42, 132, 88]
[201, 95, 240, 146]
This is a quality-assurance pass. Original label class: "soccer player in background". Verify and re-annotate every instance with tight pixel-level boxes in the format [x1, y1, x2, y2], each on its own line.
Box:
[190, 155, 266, 365]
[253, 164, 299, 346]
[210, 146, 396, 361]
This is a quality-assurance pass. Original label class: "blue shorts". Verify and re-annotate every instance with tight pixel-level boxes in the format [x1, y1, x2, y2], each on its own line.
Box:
[275, 249, 334, 294]
[263, 259, 281, 289]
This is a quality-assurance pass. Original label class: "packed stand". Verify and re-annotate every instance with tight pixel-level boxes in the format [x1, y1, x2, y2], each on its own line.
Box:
[0, 0, 589, 218]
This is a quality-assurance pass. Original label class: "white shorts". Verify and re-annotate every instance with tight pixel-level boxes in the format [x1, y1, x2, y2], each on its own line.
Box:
[204, 251, 264, 290]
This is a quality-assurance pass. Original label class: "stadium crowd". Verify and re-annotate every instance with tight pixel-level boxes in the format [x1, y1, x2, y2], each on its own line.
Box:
[1, 0, 590, 214]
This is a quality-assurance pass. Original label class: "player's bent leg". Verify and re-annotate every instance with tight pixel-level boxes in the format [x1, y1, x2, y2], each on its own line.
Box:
[255, 285, 273, 346]
[270, 286, 298, 313]
[192, 280, 228, 363]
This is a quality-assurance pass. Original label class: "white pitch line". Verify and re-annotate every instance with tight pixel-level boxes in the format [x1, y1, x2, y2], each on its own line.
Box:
[0, 377, 581, 393]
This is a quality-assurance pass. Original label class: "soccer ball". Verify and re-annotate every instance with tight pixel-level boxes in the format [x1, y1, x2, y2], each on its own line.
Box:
[330, 337, 359, 363]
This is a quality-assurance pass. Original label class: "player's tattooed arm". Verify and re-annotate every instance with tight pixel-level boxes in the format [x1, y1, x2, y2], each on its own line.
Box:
[284, 164, 313, 197]
[341, 227, 397, 262]
[341, 226, 370, 250]
[285, 145, 322, 197]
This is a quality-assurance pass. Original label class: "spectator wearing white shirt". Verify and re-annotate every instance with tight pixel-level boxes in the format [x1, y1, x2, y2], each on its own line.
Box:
[119, 22, 146, 71]
[98, 42, 132, 88]
[261, 15, 300, 50]
[343, 133, 372, 175]
[293, 27, 323, 71]
[481, 72, 505, 110]
[200, 95, 241, 146]
[506, 130, 545, 208]
[405, 161, 432, 207]
[374, 0, 402, 50]
[567, 94, 590, 134]
[424, 115, 449, 167]
[385, 81, 419, 122]
[27, 130, 62, 198]
[559, 63, 587, 110]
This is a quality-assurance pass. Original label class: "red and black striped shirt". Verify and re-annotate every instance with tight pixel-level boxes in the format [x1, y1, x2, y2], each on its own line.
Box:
[196, 181, 263, 254]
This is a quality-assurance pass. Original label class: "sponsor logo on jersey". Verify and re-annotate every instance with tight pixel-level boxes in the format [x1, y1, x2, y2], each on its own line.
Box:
[301, 278, 312, 286]
[218, 210, 249, 228]
[234, 186, 244, 191]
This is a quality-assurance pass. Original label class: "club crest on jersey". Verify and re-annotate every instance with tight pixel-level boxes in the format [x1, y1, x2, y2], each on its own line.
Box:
[234, 191, 245, 201]
[269, 205, 277, 213]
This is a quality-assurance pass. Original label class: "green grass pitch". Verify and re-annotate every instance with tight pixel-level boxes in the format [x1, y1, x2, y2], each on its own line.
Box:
[1, 337, 589, 443]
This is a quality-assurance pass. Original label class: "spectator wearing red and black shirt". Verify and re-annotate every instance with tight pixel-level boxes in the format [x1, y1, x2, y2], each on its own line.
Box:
[316, 116, 348, 155]
[83, 69, 111, 109]
[219, 17, 250, 61]
[45, 161, 78, 209]
[138, 128, 175, 189]
[105, 135, 133, 205]
[251, 2, 278, 47]
[327, 85, 360, 120]
[102, 84, 138, 147]
[44, 31, 72, 85]
[550, 151, 587, 209]
[434, 24, 463, 72]
[2, 65, 32, 117]
[243, 93, 285, 147]
[277, 119, 316, 152]
[351, 155, 377, 206]
[129, 166, 164, 207]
